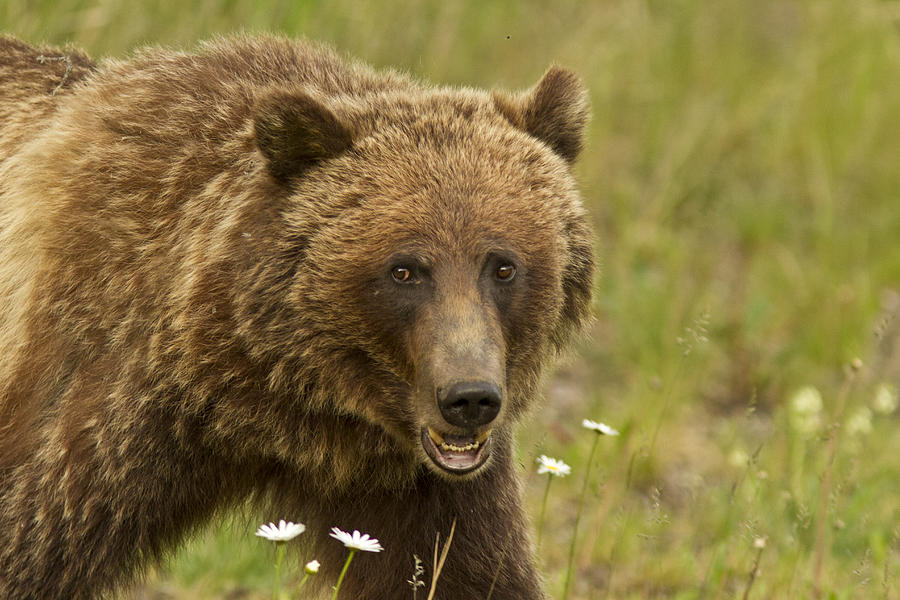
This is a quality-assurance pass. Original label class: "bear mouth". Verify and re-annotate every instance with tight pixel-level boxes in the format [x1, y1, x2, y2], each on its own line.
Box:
[421, 427, 493, 474]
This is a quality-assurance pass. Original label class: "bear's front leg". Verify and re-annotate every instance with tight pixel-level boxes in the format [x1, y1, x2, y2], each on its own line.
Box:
[308, 434, 545, 600]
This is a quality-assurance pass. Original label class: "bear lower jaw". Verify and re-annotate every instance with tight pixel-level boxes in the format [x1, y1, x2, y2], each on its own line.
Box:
[421, 427, 493, 474]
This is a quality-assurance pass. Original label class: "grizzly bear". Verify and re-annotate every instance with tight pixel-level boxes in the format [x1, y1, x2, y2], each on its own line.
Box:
[0, 34, 593, 599]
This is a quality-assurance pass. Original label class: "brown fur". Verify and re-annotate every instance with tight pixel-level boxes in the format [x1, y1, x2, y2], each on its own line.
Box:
[0, 34, 593, 599]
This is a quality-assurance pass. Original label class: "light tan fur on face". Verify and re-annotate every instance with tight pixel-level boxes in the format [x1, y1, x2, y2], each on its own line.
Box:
[0, 34, 593, 599]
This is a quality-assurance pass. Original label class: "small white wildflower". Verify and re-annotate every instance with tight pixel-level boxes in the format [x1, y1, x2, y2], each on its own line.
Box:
[872, 383, 898, 415]
[754, 537, 767, 549]
[789, 386, 823, 434]
[846, 406, 873, 436]
[582, 419, 620, 436]
[255, 519, 305, 542]
[536, 455, 571, 477]
[728, 448, 749, 468]
[791, 386, 823, 414]
[329, 527, 384, 553]
[304, 559, 320, 575]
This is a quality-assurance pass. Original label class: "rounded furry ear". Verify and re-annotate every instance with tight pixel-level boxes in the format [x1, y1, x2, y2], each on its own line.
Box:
[493, 66, 589, 164]
[254, 89, 354, 181]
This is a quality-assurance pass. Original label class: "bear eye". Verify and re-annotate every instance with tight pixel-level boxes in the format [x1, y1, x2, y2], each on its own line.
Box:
[391, 266, 414, 283]
[496, 263, 516, 281]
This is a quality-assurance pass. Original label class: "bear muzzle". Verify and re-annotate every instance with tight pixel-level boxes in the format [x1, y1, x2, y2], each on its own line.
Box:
[419, 380, 501, 474]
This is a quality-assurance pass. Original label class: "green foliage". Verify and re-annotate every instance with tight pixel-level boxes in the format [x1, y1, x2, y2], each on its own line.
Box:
[4, 0, 898, 597]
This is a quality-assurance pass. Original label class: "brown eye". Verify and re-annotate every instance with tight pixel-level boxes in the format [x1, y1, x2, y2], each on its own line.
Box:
[496, 264, 516, 281]
[391, 266, 413, 283]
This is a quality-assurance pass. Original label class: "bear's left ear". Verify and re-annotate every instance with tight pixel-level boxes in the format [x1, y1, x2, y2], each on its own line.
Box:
[254, 88, 354, 181]
[492, 66, 589, 164]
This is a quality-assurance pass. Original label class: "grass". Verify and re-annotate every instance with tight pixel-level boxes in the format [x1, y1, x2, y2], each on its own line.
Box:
[4, 0, 900, 597]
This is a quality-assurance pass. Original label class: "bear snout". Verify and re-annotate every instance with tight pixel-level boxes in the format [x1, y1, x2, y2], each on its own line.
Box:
[420, 378, 502, 474]
[437, 380, 501, 428]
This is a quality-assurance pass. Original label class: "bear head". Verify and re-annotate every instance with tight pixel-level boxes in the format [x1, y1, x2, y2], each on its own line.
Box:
[247, 66, 593, 479]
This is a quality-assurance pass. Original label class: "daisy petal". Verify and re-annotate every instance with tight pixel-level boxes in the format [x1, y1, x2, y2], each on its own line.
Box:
[582, 419, 619, 436]
[330, 526, 384, 552]
[536, 454, 571, 477]
[255, 519, 306, 542]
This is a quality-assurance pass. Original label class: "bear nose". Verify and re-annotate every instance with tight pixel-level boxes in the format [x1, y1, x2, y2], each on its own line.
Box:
[438, 381, 502, 428]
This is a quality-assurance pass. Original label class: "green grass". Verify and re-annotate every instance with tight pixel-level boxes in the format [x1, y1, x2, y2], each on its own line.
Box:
[4, 0, 900, 597]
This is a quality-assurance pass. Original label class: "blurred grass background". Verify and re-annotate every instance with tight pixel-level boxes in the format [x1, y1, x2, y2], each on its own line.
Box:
[3, 0, 900, 598]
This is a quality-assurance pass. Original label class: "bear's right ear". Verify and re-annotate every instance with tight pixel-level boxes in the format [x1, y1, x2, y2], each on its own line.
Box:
[254, 89, 354, 181]
[492, 66, 589, 164]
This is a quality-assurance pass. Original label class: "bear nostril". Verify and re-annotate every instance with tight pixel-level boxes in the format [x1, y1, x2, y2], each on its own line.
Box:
[438, 381, 502, 428]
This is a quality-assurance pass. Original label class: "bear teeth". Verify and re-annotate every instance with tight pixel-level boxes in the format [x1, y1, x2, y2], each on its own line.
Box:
[439, 441, 480, 453]
[427, 427, 492, 453]
[427, 427, 445, 445]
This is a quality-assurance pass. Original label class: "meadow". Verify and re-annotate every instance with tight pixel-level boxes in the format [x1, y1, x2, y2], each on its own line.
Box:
[3, 0, 899, 597]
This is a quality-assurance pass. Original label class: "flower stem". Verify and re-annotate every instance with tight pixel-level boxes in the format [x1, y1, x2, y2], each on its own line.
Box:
[741, 545, 765, 600]
[331, 549, 357, 600]
[563, 433, 600, 600]
[273, 543, 285, 600]
[536, 474, 553, 551]
[813, 365, 857, 598]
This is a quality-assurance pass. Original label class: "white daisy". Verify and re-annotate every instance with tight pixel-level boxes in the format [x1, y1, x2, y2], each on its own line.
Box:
[329, 527, 384, 553]
[536, 455, 571, 476]
[254, 519, 306, 542]
[304, 559, 321, 574]
[582, 419, 620, 436]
